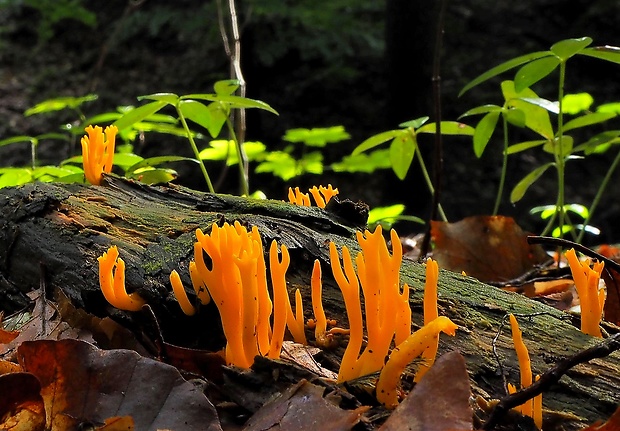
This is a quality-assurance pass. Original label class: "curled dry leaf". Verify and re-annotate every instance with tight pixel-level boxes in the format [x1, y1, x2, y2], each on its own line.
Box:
[431, 215, 549, 283]
[16, 339, 222, 431]
[379, 351, 473, 431]
[242, 379, 368, 431]
[0, 372, 46, 431]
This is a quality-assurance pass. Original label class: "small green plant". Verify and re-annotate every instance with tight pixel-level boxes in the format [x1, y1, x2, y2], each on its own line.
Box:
[350, 116, 475, 222]
[460, 37, 620, 241]
[113, 80, 278, 195]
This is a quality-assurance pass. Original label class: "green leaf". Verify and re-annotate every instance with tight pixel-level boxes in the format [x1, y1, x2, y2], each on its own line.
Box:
[551, 37, 592, 61]
[506, 140, 546, 154]
[562, 93, 594, 114]
[28, 166, 70, 182]
[459, 105, 502, 118]
[504, 108, 526, 127]
[179, 100, 213, 132]
[543, 135, 573, 155]
[580, 46, 620, 64]
[597, 102, 620, 115]
[0, 168, 32, 188]
[331, 149, 391, 173]
[514, 56, 560, 92]
[518, 97, 559, 114]
[502, 81, 555, 139]
[206, 103, 229, 138]
[389, 132, 416, 180]
[298, 152, 324, 175]
[214, 80, 240, 95]
[113, 101, 168, 131]
[0, 136, 35, 147]
[353, 129, 403, 155]
[182, 94, 279, 115]
[55, 172, 86, 184]
[565, 203, 589, 219]
[473, 111, 500, 157]
[417, 121, 475, 135]
[398, 116, 429, 128]
[131, 122, 198, 138]
[126, 156, 197, 175]
[110, 153, 144, 170]
[577, 130, 620, 155]
[128, 168, 178, 184]
[459, 51, 552, 96]
[199, 140, 266, 165]
[529, 204, 557, 219]
[138, 93, 179, 104]
[563, 112, 616, 132]
[510, 162, 555, 203]
[255, 151, 298, 181]
[283, 126, 350, 147]
[367, 204, 406, 225]
[24, 94, 97, 116]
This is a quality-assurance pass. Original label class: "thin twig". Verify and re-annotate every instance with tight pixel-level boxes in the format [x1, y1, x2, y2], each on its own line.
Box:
[483, 332, 620, 429]
[527, 235, 620, 274]
[420, 0, 447, 257]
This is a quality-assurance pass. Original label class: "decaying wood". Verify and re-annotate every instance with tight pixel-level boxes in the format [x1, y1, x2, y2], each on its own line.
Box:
[0, 175, 619, 429]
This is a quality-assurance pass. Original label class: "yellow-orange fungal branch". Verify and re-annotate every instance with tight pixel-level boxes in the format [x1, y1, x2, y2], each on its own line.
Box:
[311, 259, 331, 348]
[376, 316, 458, 409]
[288, 187, 311, 206]
[330, 242, 364, 382]
[189, 261, 210, 305]
[289, 185, 339, 208]
[308, 187, 326, 208]
[353, 226, 409, 377]
[170, 270, 196, 316]
[97, 245, 146, 312]
[81, 125, 118, 185]
[319, 184, 339, 204]
[509, 314, 542, 427]
[565, 248, 605, 337]
[414, 258, 440, 382]
[268, 240, 290, 358]
[533, 375, 542, 429]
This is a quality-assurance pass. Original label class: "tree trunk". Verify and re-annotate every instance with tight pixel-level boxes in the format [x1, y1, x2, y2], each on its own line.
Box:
[0, 176, 618, 429]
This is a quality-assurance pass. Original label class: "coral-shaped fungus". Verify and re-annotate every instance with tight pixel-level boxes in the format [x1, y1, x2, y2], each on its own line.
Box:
[288, 184, 339, 208]
[565, 248, 606, 337]
[170, 221, 306, 367]
[98, 245, 146, 311]
[507, 314, 542, 429]
[81, 125, 118, 185]
[318, 225, 457, 409]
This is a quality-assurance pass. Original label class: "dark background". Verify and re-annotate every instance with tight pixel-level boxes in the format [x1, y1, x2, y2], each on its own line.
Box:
[1, 0, 619, 241]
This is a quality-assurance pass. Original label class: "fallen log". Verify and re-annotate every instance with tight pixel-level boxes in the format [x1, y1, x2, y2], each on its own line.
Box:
[0, 175, 618, 429]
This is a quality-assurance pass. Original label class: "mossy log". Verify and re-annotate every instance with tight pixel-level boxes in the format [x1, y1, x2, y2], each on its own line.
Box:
[0, 176, 618, 429]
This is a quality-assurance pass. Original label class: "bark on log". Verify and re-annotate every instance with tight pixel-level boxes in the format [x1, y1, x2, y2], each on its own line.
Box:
[0, 176, 619, 429]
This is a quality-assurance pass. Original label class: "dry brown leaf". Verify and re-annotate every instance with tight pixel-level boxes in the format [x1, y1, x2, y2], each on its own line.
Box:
[0, 359, 21, 375]
[16, 339, 222, 431]
[161, 341, 226, 382]
[431, 215, 549, 282]
[243, 379, 368, 431]
[0, 372, 46, 431]
[379, 351, 473, 431]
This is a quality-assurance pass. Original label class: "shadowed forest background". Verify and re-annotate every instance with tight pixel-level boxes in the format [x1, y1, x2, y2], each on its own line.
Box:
[1, 0, 620, 241]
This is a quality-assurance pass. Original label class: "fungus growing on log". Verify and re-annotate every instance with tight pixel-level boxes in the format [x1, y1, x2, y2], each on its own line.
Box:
[288, 184, 339, 208]
[98, 245, 146, 311]
[81, 125, 118, 185]
[169, 221, 304, 367]
[565, 248, 606, 337]
[508, 313, 543, 429]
